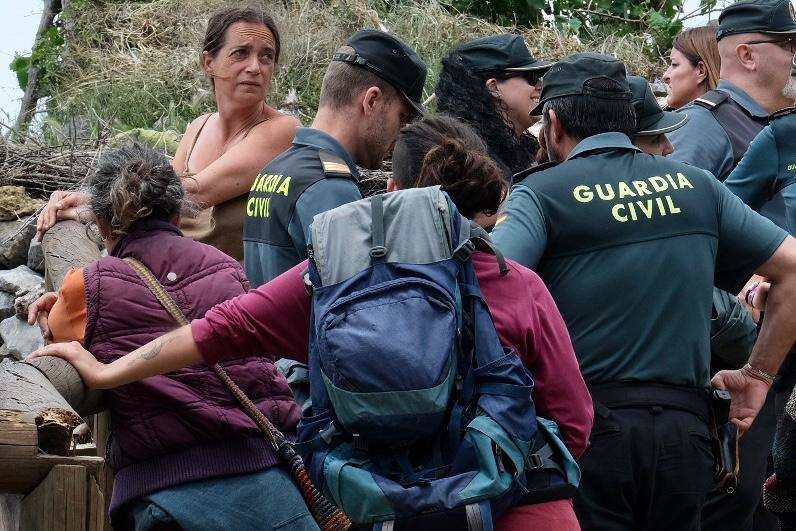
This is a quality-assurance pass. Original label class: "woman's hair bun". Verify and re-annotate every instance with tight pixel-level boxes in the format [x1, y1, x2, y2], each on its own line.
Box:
[88, 143, 184, 238]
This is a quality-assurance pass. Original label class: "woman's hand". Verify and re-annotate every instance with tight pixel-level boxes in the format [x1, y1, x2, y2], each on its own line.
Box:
[27, 291, 58, 342]
[28, 342, 117, 389]
[738, 275, 766, 323]
[36, 191, 92, 241]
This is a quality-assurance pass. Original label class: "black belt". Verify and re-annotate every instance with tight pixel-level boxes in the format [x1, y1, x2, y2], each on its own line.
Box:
[589, 382, 710, 422]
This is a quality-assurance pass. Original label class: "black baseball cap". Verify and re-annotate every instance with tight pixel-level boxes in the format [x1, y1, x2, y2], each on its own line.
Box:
[332, 29, 428, 116]
[716, 0, 796, 40]
[629, 76, 688, 135]
[455, 34, 554, 74]
[531, 52, 631, 116]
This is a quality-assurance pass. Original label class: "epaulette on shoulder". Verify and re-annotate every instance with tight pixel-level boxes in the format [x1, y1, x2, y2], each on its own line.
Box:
[770, 106, 796, 120]
[512, 161, 558, 185]
[318, 150, 352, 177]
[693, 90, 729, 110]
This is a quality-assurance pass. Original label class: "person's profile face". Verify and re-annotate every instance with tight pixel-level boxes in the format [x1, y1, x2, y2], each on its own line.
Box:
[493, 75, 537, 134]
[663, 48, 706, 110]
[364, 95, 412, 170]
[634, 134, 674, 157]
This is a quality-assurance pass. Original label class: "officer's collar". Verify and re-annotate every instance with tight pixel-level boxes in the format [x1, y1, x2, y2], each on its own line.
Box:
[293, 127, 360, 177]
[715, 80, 769, 119]
[566, 132, 641, 161]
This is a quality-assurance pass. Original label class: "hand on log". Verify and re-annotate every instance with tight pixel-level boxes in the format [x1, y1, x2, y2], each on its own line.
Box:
[29, 342, 115, 390]
[36, 191, 91, 241]
[27, 291, 57, 341]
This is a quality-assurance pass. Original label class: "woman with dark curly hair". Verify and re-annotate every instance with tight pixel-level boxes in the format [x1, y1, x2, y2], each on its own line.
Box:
[436, 34, 553, 178]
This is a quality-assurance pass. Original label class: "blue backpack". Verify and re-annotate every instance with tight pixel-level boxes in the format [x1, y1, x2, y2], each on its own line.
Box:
[296, 187, 577, 530]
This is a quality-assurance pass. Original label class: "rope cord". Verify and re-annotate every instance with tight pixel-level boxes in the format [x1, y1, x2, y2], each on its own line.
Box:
[123, 258, 351, 531]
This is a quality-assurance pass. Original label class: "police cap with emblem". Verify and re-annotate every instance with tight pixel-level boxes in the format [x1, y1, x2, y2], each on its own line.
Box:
[332, 30, 428, 116]
[531, 52, 631, 116]
[628, 75, 689, 136]
[716, 0, 796, 40]
[454, 34, 554, 74]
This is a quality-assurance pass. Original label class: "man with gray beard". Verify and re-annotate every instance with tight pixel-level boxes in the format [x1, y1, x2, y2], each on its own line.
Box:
[724, 56, 796, 233]
[666, 2, 796, 528]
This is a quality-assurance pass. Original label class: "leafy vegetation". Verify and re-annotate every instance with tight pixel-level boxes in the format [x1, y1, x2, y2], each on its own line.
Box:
[449, 0, 719, 52]
[11, 0, 671, 141]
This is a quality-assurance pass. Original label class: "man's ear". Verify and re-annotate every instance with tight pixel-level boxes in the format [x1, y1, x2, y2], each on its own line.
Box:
[735, 43, 757, 72]
[548, 109, 564, 145]
[386, 177, 398, 193]
[361, 86, 383, 116]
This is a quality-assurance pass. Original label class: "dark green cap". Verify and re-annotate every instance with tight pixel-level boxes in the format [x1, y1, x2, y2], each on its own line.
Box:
[455, 34, 553, 74]
[629, 76, 689, 136]
[716, 0, 796, 40]
[333, 30, 428, 115]
[531, 52, 631, 116]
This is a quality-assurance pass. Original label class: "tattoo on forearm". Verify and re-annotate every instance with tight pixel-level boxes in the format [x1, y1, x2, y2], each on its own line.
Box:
[128, 335, 177, 365]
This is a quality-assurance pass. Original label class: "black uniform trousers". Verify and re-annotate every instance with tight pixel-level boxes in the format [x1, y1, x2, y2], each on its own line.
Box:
[574, 386, 715, 531]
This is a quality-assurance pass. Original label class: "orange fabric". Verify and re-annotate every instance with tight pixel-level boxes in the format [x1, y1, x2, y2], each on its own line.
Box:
[48, 268, 87, 345]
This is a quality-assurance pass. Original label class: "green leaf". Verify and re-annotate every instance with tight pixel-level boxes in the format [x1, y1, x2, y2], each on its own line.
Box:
[9, 54, 30, 91]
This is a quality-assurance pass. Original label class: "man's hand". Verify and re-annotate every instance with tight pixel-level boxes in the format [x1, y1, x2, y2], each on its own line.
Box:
[28, 342, 116, 389]
[712, 368, 772, 433]
[36, 191, 91, 241]
[27, 291, 58, 342]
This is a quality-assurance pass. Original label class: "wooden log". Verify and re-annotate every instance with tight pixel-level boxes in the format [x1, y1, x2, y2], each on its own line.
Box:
[0, 452, 104, 495]
[0, 360, 83, 455]
[22, 219, 106, 416]
[42, 219, 102, 292]
[19, 465, 95, 531]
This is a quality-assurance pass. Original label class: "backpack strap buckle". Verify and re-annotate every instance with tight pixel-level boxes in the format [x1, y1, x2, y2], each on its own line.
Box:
[452, 239, 475, 263]
[527, 453, 545, 470]
[370, 245, 388, 259]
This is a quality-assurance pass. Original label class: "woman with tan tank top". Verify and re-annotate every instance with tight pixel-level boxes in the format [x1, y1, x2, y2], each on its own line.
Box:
[38, 7, 300, 263]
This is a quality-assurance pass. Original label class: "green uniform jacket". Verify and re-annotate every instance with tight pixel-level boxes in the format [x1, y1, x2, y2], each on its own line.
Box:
[243, 128, 362, 287]
[491, 133, 787, 387]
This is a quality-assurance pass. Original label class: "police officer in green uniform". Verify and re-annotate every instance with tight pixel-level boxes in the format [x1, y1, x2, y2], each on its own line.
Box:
[725, 52, 796, 232]
[491, 52, 796, 531]
[666, 5, 796, 526]
[243, 30, 427, 286]
[631, 75, 761, 400]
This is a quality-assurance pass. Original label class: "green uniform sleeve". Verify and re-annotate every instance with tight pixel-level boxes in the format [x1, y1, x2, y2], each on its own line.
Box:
[713, 180, 789, 293]
[289, 178, 362, 259]
[783, 184, 796, 234]
[724, 126, 779, 211]
[490, 184, 548, 269]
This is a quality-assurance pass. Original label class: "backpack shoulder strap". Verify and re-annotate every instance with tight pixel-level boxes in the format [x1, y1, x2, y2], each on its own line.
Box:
[693, 90, 730, 110]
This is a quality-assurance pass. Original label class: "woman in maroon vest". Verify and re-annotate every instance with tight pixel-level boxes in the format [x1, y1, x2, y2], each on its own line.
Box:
[28, 143, 316, 531]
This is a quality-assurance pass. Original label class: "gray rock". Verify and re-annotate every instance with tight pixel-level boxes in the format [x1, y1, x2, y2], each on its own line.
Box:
[0, 291, 14, 321]
[27, 237, 44, 272]
[0, 220, 36, 269]
[14, 287, 45, 320]
[0, 266, 44, 296]
[0, 316, 44, 360]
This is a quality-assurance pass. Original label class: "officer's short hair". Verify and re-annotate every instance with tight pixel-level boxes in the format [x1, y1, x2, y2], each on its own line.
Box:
[542, 78, 636, 140]
[319, 46, 399, 110]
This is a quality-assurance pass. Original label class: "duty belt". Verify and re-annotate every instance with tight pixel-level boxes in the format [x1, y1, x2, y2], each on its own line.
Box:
[589, 382, 710, 422]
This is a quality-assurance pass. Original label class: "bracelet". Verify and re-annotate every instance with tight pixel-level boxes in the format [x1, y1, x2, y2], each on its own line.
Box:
[742, 363, 776, 385]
